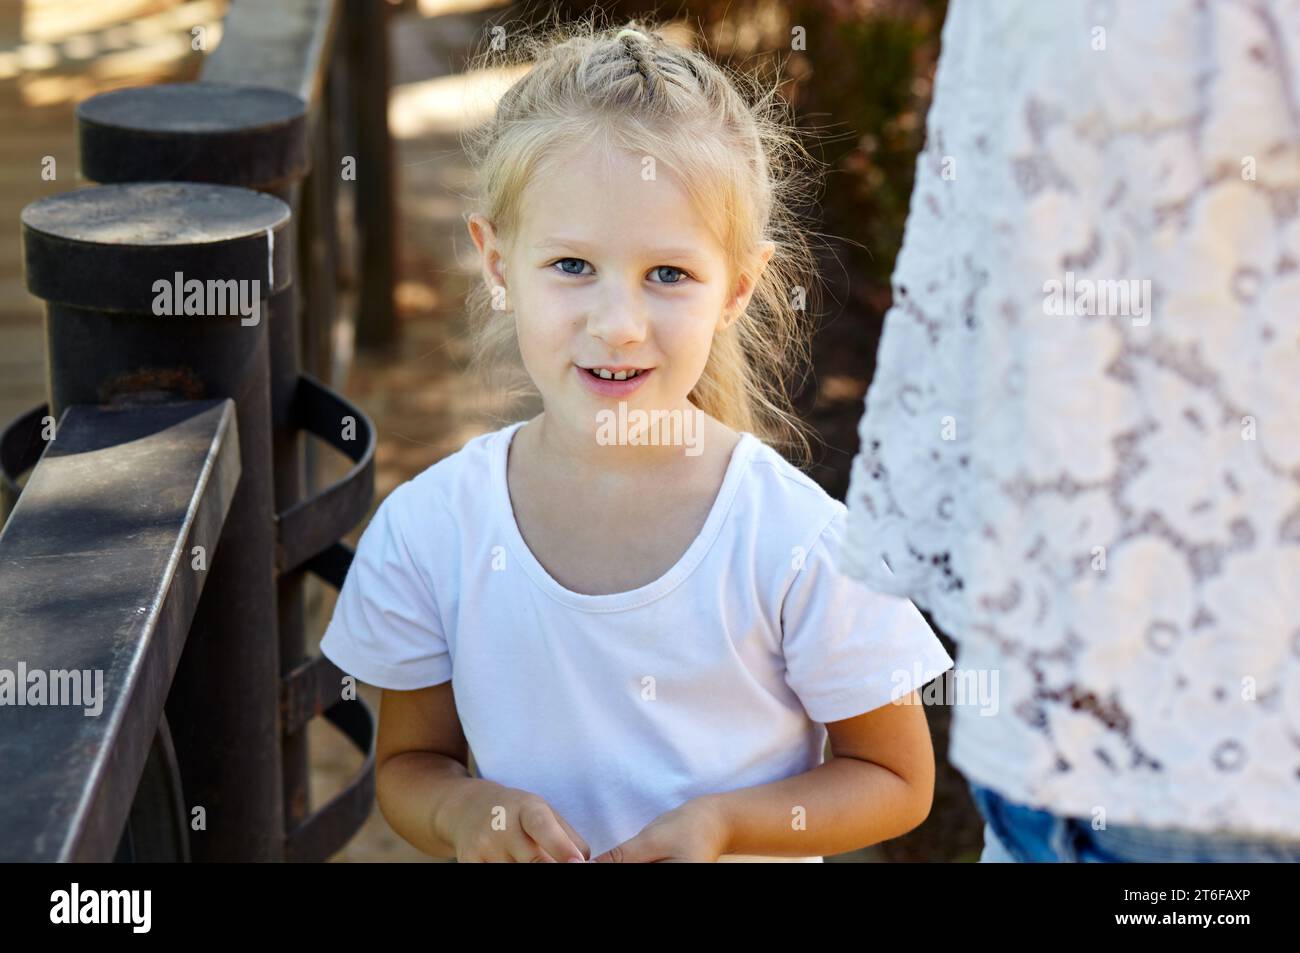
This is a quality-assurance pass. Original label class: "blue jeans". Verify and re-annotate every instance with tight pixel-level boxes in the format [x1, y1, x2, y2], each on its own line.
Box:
[969, 782, 1300, 862]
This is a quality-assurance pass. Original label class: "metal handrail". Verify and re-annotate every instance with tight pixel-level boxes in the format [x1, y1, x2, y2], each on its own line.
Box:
[0, 401, 240, 861]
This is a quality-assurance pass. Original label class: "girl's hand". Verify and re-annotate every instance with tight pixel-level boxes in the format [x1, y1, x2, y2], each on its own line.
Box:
[591, 798, 729, 862]
[443, 782, 591, 862]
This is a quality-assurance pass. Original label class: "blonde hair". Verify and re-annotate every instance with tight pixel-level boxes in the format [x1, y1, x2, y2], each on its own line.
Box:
[459, 11, 825, 467]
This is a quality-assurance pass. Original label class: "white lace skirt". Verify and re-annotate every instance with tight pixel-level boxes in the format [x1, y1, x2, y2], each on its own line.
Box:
[840, 0, 1300, 838]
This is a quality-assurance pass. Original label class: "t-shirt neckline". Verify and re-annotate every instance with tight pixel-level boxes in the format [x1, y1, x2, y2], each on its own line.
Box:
[495, 418, 757, 612]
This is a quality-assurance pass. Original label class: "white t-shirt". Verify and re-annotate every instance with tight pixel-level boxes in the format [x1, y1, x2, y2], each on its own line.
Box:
[320, 419, 955, 862]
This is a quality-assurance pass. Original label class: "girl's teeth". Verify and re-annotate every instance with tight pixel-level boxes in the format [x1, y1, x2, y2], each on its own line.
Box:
[590, 368, 640, 380]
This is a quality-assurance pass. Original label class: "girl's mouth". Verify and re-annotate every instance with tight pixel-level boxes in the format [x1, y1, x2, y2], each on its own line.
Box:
[575, 364, 654, 397]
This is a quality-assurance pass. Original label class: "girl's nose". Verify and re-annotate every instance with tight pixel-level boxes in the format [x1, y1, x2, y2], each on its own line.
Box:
[585, 284, 648, 347]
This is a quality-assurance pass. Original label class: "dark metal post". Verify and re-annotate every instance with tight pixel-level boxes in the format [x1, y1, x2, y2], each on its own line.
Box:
[21, 182, 293, 861]
[77, 83, 318, 838]
[345, 0, 397, 350]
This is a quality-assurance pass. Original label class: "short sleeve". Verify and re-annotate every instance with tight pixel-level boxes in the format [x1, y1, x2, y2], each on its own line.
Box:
[780, 511, 954, 723]
[319, 483, 452, 690]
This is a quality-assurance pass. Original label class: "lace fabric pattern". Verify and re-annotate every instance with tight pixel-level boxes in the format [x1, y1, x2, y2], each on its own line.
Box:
[840, 0, 1300, 837]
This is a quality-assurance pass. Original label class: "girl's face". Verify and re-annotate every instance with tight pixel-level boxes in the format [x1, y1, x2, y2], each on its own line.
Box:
[469, 144, 773, 434]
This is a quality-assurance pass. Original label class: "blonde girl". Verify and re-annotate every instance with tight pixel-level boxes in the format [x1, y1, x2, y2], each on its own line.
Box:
[321, 15, 953, 863]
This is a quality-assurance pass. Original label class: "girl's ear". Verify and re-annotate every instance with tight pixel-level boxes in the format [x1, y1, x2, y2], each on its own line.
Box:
[718, 240, 777, 331]
[467, 213, 508, 299]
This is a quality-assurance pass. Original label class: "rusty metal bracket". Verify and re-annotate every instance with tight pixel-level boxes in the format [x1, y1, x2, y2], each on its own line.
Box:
[302, 540, 354, 590]
[282, 696, 376, 862]
[282, 635, 353, 736]
[279, 535, 372, 859]
[275, 374, 374, 574]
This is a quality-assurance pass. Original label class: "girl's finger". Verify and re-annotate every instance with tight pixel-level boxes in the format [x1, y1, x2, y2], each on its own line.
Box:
[518, 803, 585, 862]
[553, 813, 592, 860]
[509, 835, 559, 863]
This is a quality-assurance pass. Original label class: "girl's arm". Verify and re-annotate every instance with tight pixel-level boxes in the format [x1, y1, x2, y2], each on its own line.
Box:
[697, 689, 936, 857]
[374, 681, 492, 858]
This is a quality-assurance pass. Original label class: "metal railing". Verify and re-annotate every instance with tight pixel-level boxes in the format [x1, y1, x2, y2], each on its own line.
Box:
[0, 0, 391, 862]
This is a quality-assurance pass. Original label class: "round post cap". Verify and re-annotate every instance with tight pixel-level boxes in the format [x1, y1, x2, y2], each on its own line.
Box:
[77, 82, 309, 189]
[22, 182, 293, 314]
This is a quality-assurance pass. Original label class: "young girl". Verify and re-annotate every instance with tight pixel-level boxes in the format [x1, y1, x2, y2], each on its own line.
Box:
[320, 18, 953, 863]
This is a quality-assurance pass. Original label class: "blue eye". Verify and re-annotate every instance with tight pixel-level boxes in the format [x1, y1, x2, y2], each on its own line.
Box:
[651, 266, 688, 284]
[554, 257, 590, 276]
[550, 258, 691, 283]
